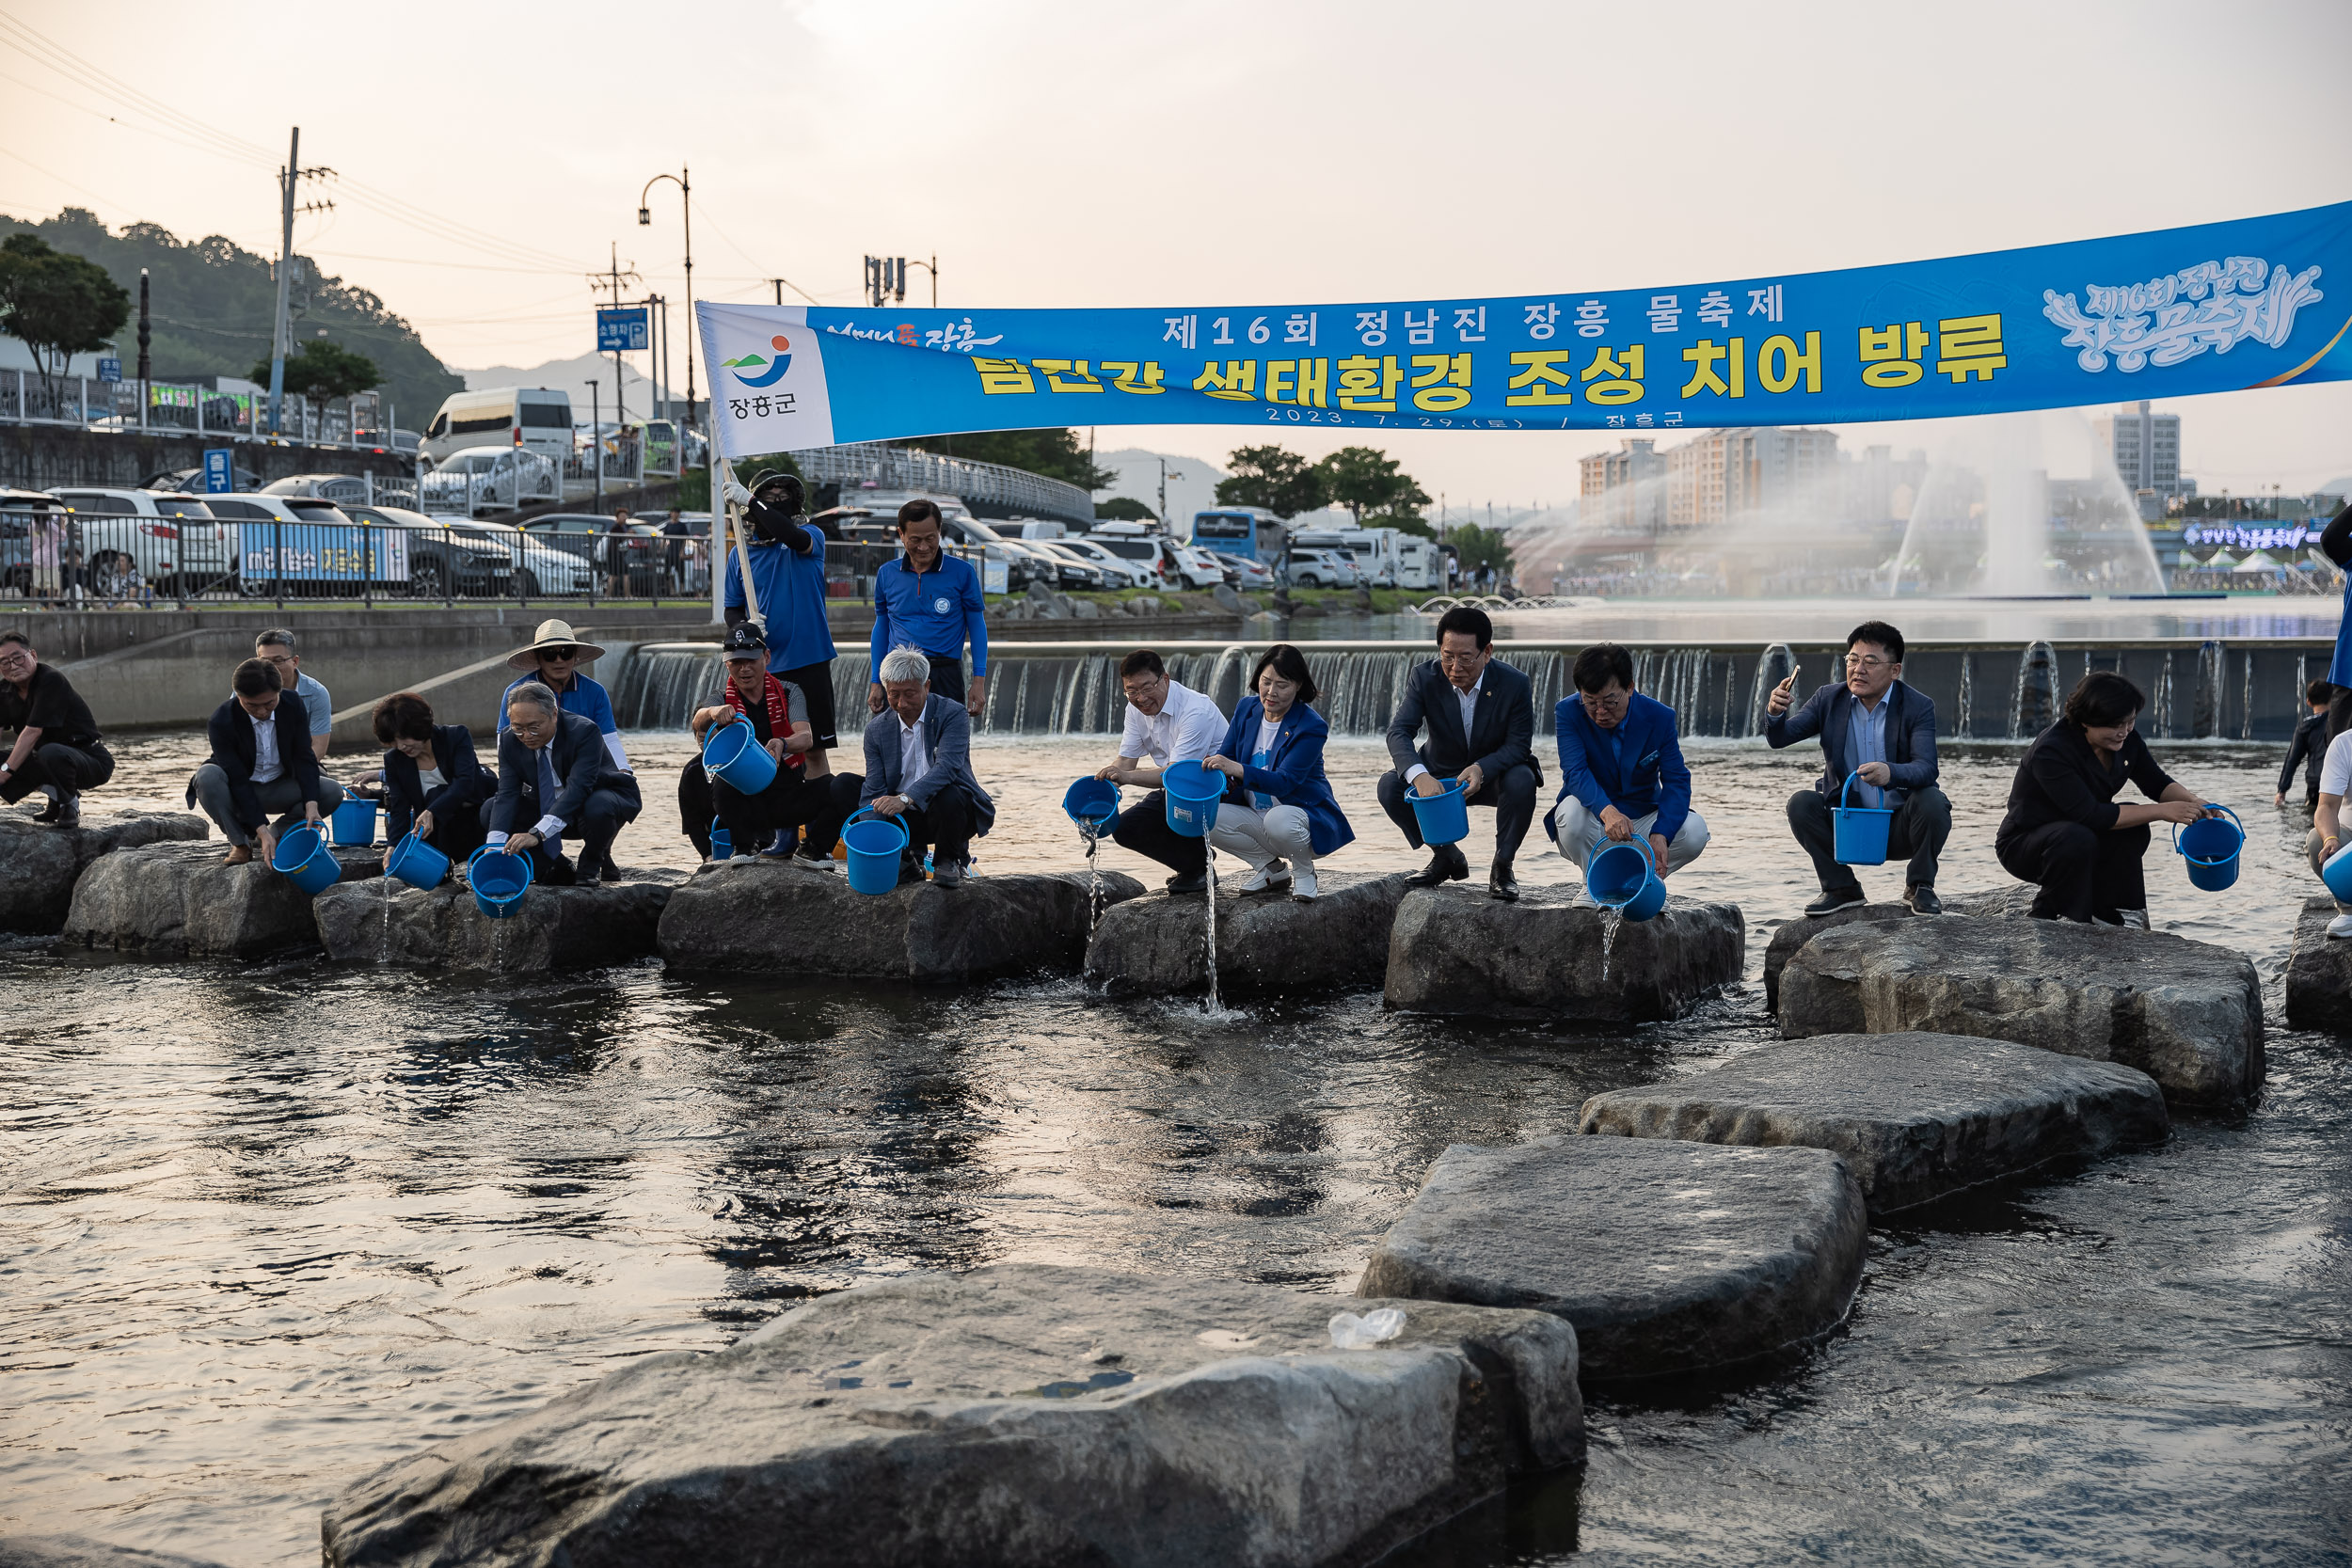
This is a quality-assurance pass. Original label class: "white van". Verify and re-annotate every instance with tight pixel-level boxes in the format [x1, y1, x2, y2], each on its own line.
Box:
[421, 387, 574, 464]
[1394, 534, 1443, 591]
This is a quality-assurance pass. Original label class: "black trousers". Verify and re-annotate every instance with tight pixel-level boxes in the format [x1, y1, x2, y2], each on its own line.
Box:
[1111, 789, 1206, 876]
[924, 656, 966, 705]
[496, 775, 642, 882]
[1, 739, 112, 801]
[718, 769, 862, 854]
[408, 801, 490, 863]
[898, 785, 975, 864]
[1997, 819, 2151, 923]
[776, 658, 839, 749]
[1376, 763, 1538, 861]
[1788, 784, 1952, 895]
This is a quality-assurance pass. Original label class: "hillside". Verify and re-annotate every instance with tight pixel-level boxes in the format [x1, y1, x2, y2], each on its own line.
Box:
[0, 206, 462, 427]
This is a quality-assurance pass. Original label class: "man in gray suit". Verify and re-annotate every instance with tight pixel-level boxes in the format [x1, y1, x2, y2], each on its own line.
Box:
[861, 646, 995, 887]
[486, 680, 642, 885]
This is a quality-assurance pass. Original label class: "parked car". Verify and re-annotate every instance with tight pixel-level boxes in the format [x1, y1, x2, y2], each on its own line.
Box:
[199, 493, 366, 599]
[1030, 540, 1112, 589]
[1082, 528, 1191, 586]
[342, 504, 515, 600]
[1055, 536, 1156, 588]
[1169, 544, 1231, 590]
[428, 515, 594, 599]
[937, 515, 1048, 591]
[45, 485, 234, 597]
[418, 445, 560, 515]
[1285, 547, 1362, 589]
[141, 462, 262, 494]
[1221, 552, 1275, 591]
[517, 513, 675, 594]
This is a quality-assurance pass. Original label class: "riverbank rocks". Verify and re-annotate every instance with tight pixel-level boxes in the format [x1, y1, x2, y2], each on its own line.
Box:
[0, 811, 210, 934]
[320, 1264, 1583, 1568]
[0, 1538, 232, 1568]
[1778, 918, 2262, 1110]
[1579, 1032, 2170, 1213]
[1083, 871, 1409, 997]
[1760, 902, 1911, 1011]
[1383, 887, 1743, 1022]
[1358, 1136, 1865, 1384]
[61, 839, 379, 958]
[314, 873, 677, 972]
[2284, 895, 2352, 1034]
[659, 860, 1146, 982]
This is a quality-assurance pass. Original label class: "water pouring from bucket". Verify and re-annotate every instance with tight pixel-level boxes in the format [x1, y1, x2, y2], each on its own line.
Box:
[1587, 841, 1667, 922]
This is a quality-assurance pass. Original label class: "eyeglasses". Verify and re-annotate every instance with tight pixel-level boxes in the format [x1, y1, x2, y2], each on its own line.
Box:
[1843, 655, 1892, 671]
[538, 646, 579, 661]
[1579, 689, 1630, 710]
[0, 650, 32, 668]
[1438, 649, 1485, 666]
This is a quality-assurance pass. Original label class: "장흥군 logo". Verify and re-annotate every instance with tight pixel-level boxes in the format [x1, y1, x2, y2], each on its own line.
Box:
[723, 334, 794, 388]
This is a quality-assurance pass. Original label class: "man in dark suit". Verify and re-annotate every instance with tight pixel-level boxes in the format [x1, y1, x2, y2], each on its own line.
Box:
[485, 680, 642, 885]
[861, 646, 995, 887]
[189, 657, 346, 866]
[1765, 619, 1950, 916]
[1375, 606, 1542, 901]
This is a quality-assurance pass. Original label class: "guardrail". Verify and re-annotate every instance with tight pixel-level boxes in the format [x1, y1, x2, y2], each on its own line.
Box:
[0, 371, 411, 451]
[787, 442, 1095, 525]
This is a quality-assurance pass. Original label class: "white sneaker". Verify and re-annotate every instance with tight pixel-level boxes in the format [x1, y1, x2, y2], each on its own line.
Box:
[1236, 864, 1293, 895]
[1291, 866, 1319, 901]
[1571, 882, 1599, 910]
[2118, 909, 2149, 930]
[2328, 912, 2352, 940]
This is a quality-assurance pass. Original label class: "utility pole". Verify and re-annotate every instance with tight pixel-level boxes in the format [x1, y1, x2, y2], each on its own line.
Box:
[266, 128, 334, 437]
[595, 243, 642, 443]
[135, 268, 150, 429]
[588, 379, 601, 507]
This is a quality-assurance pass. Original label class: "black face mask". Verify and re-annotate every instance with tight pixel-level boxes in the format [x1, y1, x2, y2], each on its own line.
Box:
[747, 497, 802, 542]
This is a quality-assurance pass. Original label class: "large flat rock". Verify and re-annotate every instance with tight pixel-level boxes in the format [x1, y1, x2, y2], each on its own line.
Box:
[1760, 902, 1912, 1012]
[1083, 871, 1409, 997]
[1778, 919, 2263, 1111]
[315, 873, 677, 972]
[0, 812, 210, 934]
[1357, 1136, 1865, 1384]
[1383, 887, 1744, 1022]
[321, 1264, 1583, 1568]
[660, 861, 1147, 982]
[61, 839, 380, 958]
[2284, 895, 2352, 1035]
[1579, 1031, 2170, 1213]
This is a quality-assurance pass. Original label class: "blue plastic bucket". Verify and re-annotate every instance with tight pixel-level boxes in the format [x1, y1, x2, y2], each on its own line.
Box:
[1408, 777, 1472, 846]
[467, 845, 534, 919]
[709, 817, 735, 862]
[1162, 759, 1224, 837]
[1832, 770, 1893, 866]
[841, 807, 911, 895]
[270, 823, 342, 895]
[2173, 804, 2243, 893]
[704, 717, 779, 794]
[1062, 777, 1121, 834]
[328, 797, 377, 847]
[2324, 840, 2352, 904]
[1588, 841, 1667, 921]
[385, 831, 450, 891]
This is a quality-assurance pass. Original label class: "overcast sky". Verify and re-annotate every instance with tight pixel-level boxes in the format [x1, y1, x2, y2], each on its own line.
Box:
[3, 0, 2347, 499]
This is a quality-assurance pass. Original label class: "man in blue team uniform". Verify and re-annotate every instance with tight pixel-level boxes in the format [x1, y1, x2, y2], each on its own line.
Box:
[723, 470, 841, 756]
[497, 618, 641, 880]
[866, 498, 988, 718]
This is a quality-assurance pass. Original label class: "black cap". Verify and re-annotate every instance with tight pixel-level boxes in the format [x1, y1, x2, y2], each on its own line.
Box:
[721, 624, 768, 659]
[747, 469, 803, 506]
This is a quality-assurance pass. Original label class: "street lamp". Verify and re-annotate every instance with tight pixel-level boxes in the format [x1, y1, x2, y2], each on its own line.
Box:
[638, 168, 695, 438]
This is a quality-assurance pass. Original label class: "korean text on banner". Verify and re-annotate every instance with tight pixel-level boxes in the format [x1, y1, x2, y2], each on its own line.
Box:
[695, 202, 2352, 458]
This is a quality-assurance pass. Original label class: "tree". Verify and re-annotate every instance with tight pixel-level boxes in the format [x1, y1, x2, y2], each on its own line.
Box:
[249, 339, 380, 403]
[1215, 445, 1326, 518]
[1450, 523, 1517, 579]
[1095, 496, 1156, 521]
[0, 231, 129, 388]
[1314, 446, 1430, 524]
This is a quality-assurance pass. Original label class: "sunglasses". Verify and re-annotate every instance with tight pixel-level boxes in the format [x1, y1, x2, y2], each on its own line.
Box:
[537, 646, 580, 661]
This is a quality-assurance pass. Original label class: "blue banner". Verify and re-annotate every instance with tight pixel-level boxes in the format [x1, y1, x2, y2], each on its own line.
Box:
[697, 202, 2352, 458]
[236, 525, 408, 584]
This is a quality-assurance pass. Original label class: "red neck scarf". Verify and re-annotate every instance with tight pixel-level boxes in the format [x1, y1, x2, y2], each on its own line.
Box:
[724, 673, 803, 772]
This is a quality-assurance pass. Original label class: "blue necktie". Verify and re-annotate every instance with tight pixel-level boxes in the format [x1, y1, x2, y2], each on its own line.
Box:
[535, 746, 563, 851]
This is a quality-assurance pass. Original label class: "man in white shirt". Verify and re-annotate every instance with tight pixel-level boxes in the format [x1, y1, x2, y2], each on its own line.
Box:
[2307, 726, 2352, 938]
[1094, 648, 1227, 895]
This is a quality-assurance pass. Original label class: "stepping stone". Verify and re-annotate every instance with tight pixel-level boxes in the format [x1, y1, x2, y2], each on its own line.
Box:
[1760, 902, 1911, 1011]
[0, 812, 210, 934]
[659, 861, 1147, 982]
[1578, 1031, 2170, 1213]
[1944, 885, 2040, 920]
[1082, 871, 1409, 997]
[321, 1264, 1583, 1568]
[1383, 886, 1744, 1022]
[2284, 895, 2352, 1034]
[61, 839, 379, 959]
[0, 1537, 231, 1568]
[314, 873, 678, 972]
[1358, 1136, 1865, 1383]
[1778, 918, 2263, 1110]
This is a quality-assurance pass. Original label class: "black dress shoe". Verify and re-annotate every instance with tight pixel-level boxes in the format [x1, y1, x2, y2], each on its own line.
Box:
[1903, 884, 1942, 915]
[1487, 858, 1519, 902]
[1804, 890, 1867, 916]
[1407, 843, 1470, 887]
[1165, 870, 1208, 895]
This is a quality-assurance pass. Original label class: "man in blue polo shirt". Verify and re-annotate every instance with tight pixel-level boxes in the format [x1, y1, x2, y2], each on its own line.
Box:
[723, 469, 840, 755]
[866, 498, 987, 718]
[1545, 641, 1708, 905]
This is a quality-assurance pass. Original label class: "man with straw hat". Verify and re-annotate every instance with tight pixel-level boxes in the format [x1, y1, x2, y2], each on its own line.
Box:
[497, 618, 641, 880]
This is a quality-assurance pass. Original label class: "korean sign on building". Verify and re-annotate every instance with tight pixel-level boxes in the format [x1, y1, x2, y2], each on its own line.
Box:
[697, 201, 2352, 459]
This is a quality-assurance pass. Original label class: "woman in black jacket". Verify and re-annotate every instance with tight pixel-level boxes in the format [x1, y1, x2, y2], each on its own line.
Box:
[1994, 671, 2219, 926]
[373, 691, 495, 865]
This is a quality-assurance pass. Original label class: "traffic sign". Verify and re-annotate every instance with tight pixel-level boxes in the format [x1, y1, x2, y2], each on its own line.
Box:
[96, 357, 121, 383]
[202, 449, 233, 494]
[596, 308, 650, 353]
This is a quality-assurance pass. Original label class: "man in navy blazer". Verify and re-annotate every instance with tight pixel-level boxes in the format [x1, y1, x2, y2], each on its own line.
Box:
[1765, 620, 1951, 916]
[861, 646, 996, 887]
[1376, 606, 1542, 901]
[188, 657, 345, 865]
[485, 681, 642, 885]
[1546, 642, 1708, 903]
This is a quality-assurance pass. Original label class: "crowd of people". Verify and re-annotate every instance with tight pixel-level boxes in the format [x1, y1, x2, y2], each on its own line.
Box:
[17, 485, 2352, 932]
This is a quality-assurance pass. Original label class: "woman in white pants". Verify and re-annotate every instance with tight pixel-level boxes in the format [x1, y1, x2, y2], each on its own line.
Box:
[1202, 643, 1355, 901]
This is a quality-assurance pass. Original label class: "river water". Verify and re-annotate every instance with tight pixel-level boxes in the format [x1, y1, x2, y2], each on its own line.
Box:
[3, 733, 2346, 1565]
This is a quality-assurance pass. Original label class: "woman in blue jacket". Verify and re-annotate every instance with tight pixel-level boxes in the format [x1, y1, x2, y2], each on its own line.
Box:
[1202, 643, 1353, 901]
[372, 691, 496, 865]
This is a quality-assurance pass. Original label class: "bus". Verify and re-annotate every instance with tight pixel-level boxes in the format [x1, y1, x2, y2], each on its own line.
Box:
[1188, 506, 1280, 562]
